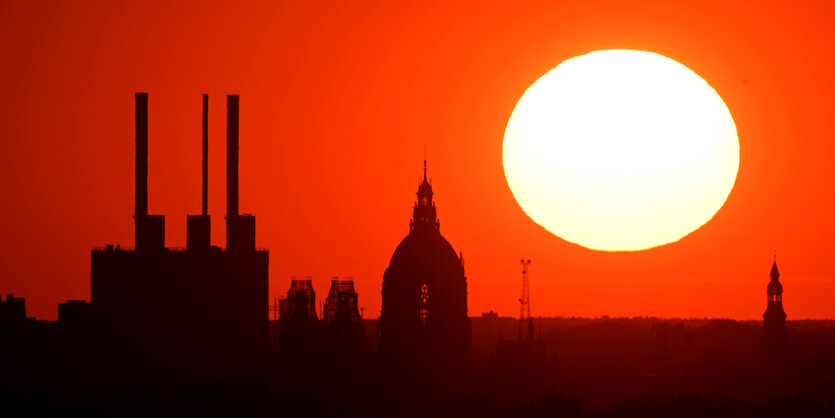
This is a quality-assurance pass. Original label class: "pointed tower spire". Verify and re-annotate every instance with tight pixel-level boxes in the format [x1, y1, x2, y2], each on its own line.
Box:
[410, 159, 439, 233]
[763, 254, 787, 358]
[423, 145, 427, 182]
[770, 253, 780, 282]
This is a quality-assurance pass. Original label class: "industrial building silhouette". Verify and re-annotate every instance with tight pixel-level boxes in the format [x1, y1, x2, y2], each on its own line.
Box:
[278, 278, 319, 356]
[277, 277, 364, 357]
[90, 93, 268, 364]
[322, 278, 364, 356]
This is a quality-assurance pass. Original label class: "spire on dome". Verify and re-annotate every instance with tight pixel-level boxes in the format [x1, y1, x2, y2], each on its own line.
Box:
[423, 145, 427, 182]
[411, 159, 439, 233]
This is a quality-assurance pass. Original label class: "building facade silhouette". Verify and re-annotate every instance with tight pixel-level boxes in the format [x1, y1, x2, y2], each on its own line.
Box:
[762, 257, 787, 358]
[322, 278, 364, 356]
[278, 277, 365, 358]
[278, 278, 319, 356]
[90, 93, 268, 364]
[0, 294, 26, 325]
[377, 161, 471, 362]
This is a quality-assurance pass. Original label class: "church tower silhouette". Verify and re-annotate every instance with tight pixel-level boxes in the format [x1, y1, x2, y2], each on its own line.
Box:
[762, 256, 788, 358]
[377, 160, 471, 364]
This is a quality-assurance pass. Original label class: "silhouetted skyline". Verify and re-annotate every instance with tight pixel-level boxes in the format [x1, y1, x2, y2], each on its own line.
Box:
[4, 1, 835, 321]
[3, 2, 835, 415]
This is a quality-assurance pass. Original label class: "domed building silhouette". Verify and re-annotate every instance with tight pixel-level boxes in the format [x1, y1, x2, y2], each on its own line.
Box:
[377, 161, 471, 362]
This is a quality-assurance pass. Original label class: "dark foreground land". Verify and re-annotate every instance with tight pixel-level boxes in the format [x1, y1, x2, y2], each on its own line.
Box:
[2, 316, 834, 417]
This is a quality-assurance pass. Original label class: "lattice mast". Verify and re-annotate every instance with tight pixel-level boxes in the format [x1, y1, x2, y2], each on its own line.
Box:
[519, 259, 533, 340]
[269, 295, 279, 348]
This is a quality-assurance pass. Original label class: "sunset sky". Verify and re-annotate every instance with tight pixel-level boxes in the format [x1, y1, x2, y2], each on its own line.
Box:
[2, 0, 835, 320]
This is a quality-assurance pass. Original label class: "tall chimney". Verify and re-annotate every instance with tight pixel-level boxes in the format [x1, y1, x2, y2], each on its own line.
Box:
[134, 92, 164, 251]
[135, 93, 148, 218]
[202, 94, 209, 216]
[187, 93, 211, 250]
[224, 94, 255, 252]
[227, 94, 239, 218]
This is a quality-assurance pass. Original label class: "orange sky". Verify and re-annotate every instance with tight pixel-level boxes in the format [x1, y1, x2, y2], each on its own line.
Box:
[2, 0, 835, 320]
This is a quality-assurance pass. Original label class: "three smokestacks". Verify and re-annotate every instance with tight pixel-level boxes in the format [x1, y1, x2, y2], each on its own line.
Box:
[135, 92, 253, 251]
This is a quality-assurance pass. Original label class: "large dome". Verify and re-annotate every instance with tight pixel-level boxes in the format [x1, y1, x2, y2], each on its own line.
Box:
[377, 161, 471, 362]
[386, 231, 463, 284]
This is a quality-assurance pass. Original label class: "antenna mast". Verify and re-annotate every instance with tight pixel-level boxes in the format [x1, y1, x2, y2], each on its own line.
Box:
[519, 259, 533, 340]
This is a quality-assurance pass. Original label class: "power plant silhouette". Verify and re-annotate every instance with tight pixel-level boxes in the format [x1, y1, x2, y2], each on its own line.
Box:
[89, 93, 268, 366]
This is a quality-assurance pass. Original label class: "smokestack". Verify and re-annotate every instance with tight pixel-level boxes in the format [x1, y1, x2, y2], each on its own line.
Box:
[202, 94, 209, 216]
[224, 94, 255, 252]
[134, 92, 164, 251]
[135, 93, 148, 218]
[187, 94, 211, 251]
[227, 94, 239, 218]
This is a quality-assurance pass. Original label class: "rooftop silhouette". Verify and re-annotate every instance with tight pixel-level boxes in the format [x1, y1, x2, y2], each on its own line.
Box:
[0, 96, 832, 417]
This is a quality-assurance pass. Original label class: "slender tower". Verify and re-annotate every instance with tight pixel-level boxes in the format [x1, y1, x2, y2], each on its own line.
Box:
[227, 94, 239, 223]
[187, 94, 211, 250]
[134, 93, 165, 251]
[202, 93, 209, 217]
[762, 255, 787, 358]
[519, 259, 533, 340]
[225, 94, 256, 251]
[135, 93, 148, 222]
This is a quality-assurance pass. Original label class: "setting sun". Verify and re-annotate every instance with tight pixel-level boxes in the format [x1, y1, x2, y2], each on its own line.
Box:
[503, 49, 739, 251]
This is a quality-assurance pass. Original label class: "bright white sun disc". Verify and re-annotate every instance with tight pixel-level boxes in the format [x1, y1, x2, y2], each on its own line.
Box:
[503, 49, 739, 251]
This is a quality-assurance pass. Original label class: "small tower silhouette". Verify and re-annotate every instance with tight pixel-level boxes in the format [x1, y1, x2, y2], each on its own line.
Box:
[518, 259, 533, 341]
[762, 255, 787, 359]
[278, 279, 320, 357]
[410, 159, 440, 232]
